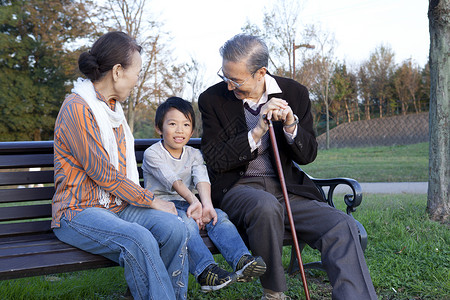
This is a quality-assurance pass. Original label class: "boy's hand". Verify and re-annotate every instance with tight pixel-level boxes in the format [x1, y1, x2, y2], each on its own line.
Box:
[149, 198, 178, 215]
[201, 203, 218, 227]
[187, 200, 203, 228]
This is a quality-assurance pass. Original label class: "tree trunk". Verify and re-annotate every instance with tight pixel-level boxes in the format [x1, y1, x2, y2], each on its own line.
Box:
[325, 80, 330, 150]
[127, 102, 135, 133]
[344, 100, 351, 122]
[379, 98, 383, 118]
[33, 129, 41, 141]
[365, 101, 371, 120]
[325, 103, 330, 150]
[126, 91, 136, 133]
[354, 99, 360, 121]
[412, 94, 420, 113]
[427, 0, 450, 222]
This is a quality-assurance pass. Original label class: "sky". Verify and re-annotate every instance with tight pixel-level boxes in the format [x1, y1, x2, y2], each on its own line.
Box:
[150, 0, 429, 88]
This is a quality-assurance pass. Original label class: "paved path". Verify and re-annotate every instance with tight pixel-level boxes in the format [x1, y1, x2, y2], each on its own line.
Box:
[329, 182, 428, 194]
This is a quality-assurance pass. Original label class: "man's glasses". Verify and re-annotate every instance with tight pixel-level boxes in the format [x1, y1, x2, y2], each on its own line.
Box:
[217, 68, 256, 89]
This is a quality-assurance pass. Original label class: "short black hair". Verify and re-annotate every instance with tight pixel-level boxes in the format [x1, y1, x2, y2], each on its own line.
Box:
[155, 97, 195, 132]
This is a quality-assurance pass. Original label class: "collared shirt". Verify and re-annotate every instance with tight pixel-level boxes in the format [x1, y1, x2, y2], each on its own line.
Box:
[245, 74, 298, 152]
[51, 90, 154, 228]
[142, 141, 210, 202]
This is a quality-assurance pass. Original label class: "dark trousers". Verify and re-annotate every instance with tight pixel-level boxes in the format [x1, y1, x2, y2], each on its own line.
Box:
[221, 176, 377, 300]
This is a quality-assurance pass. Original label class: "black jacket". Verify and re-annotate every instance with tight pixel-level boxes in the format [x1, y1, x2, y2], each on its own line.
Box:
[198, 75, 324, 207]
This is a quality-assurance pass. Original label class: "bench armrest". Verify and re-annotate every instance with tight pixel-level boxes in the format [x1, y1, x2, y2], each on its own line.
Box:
[311, 177, 362, 215]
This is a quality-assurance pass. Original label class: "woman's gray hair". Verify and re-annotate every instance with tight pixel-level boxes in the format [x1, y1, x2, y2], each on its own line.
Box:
[219, 34, 269, 74]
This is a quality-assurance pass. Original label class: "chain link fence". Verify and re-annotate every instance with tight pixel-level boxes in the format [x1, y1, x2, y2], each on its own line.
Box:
[316, 112, 429, 149]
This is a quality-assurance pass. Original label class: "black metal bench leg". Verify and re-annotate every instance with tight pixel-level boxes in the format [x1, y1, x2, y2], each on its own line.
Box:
[287, 220, 368, 275]
[124, 287, 133, 300]
[355, 220, 368, 252]
[287, 242, 324, 275]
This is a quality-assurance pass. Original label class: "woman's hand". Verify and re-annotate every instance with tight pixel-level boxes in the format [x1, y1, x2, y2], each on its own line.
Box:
[149, 198, 178, 215]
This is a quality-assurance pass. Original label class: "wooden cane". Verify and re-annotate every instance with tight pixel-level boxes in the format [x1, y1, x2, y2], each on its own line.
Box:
[266, 116, 311, 300]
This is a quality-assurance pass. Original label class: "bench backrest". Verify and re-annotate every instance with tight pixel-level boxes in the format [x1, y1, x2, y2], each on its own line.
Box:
[0, 138, 201, 238]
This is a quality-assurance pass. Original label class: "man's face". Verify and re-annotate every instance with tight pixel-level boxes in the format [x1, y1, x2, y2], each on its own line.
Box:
[221, 60, 264, 101]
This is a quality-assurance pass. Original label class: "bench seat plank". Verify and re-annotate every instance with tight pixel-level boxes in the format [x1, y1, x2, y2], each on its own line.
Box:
[0, 170, 54, 186]
[0, 188, 54, 204]
[0, 221, 52, 237]
[0, 154, 54, 169]
[0, 248, 117, 280]
[0, 204, 51, 222]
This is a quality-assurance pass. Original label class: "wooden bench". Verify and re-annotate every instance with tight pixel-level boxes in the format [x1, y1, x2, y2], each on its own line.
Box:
[0, 138, 367, 281]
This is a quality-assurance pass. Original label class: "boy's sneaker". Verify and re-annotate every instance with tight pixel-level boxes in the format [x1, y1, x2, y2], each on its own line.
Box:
[235, 255, 267, 282]
[198, 264, 237, 292]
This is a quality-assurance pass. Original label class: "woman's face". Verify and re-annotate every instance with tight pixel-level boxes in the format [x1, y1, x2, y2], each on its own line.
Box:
[114, 51, 142, 102]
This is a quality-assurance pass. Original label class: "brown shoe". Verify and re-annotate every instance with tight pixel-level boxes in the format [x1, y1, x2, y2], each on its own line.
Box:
[261, 290, 291, 300]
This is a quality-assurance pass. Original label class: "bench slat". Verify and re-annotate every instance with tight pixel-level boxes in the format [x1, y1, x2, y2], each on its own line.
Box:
[0, 154, 54, 169]
[0, 204, 51, 222]
[0, 187, 54, 204]
[0, 141, 54, 155]
[0, 237, 71, 256]
[0, 171, 54, 186]
[0, 221, 52, 237]
[0, 248, 117, 280]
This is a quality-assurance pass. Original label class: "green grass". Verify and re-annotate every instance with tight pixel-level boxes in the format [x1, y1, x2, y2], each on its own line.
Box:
[301, 142, 429, 182]
[1, 143, 446, 299]
[1, 194, 448, 299]
[360, 194, 449, 300]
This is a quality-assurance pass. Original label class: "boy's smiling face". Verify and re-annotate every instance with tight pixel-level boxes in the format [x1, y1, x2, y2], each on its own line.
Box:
[156, 108, 194, 158]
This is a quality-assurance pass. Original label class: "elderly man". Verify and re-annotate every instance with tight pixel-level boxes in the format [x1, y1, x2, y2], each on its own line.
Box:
[198, 34, 377, 300]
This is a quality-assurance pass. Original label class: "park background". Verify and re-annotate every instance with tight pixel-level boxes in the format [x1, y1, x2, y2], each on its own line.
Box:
[0, 0, 430, 145]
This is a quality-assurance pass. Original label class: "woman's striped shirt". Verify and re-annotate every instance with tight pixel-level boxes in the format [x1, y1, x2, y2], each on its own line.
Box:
[52, 90, 154, 228]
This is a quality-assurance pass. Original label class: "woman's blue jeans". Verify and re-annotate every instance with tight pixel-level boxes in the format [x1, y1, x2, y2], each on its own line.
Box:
[171, 200, 250, 278]
[53, 205, 189, 300]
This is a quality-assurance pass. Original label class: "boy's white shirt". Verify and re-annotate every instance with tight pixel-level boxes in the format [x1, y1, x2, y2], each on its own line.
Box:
[142, 141, 210, 202]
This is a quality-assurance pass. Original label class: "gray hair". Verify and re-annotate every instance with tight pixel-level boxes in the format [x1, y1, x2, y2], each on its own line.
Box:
[219, 34, 269, 73]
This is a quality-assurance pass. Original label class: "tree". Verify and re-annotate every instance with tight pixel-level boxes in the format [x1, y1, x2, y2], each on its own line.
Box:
[242, 0, 307, 75]
[303, 29, 336, 149]
[427, 0, 450, 222]
[0, 0, 93, 141]
[331, 63, 358, 123]
[364, 45, 396, 118]
[393, 59, 421, 115]
[358, 63, 373, 120]
[95, 0, 186, 132]
[419, 62, 431, 112]
[184, 57, 209, 137]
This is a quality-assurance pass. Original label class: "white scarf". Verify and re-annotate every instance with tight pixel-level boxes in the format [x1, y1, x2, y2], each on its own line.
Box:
[72, 77, 139, 208]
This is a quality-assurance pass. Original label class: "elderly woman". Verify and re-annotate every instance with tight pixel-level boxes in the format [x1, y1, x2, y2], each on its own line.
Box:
[52, 31, 188, 300]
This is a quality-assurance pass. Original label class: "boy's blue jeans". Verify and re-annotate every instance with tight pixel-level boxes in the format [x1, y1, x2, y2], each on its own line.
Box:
[171, 200, 250, 278]
[54, 205, 189, 300]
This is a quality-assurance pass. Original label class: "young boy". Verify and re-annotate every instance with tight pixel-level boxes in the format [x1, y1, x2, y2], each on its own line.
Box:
[142, 97, 266, 292]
